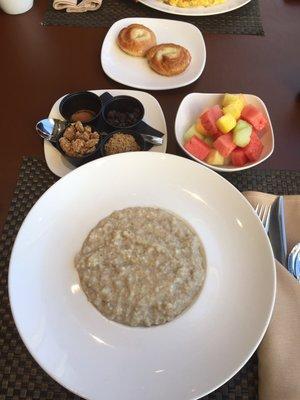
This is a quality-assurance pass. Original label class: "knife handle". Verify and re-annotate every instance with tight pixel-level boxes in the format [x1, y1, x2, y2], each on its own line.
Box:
[269, 196, 288, 267]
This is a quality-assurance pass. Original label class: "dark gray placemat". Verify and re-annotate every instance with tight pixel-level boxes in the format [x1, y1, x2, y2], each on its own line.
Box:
[43, 0, 264, 35]
[1, 157, 299, 400]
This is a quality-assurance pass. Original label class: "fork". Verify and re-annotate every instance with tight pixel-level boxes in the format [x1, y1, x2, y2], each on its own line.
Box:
[255, 203, 271, 232]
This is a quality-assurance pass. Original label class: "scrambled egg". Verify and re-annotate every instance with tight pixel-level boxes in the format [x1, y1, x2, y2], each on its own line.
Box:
[164, 0, 225, 7]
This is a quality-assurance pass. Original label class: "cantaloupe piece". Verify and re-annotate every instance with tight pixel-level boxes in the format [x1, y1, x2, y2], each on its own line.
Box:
[205, 149, 224, 166]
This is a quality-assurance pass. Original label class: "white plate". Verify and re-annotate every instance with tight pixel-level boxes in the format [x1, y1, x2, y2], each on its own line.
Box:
[139, 0, 251, 16]
[44, 89, 167, 177]
[175, 93, 274, 172]
[101, 18, 206, 90]
[9, 152, 276, 400]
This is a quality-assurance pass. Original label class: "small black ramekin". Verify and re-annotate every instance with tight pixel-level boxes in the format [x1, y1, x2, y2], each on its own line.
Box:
[55, 125, 102, 167]
[59, 91, 102, 126]
[102, 96, 145, 130]
[100, 130, 146, 157]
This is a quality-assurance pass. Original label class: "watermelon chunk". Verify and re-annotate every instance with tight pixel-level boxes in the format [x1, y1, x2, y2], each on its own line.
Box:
[244, 132, 264, 161]
[213, 134, 236, 158]
[200, 105, 223, 135]
[241, 105, 267, 131]
[231, 149, 248, 167]
[184, 136, 211, 161]
[255, 128, 265, 139]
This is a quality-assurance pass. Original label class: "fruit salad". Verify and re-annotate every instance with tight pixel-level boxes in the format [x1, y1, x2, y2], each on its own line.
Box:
[183, 94, 268, 167]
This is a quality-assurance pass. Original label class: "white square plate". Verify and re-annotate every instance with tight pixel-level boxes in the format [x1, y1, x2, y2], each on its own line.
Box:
[101, 18, 206, 90]
[44, 89, 168, 177]
[175, 93, 274, 172]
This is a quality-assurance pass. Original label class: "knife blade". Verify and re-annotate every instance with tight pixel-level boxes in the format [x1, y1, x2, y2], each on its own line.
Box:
[268, 196, 288, 266]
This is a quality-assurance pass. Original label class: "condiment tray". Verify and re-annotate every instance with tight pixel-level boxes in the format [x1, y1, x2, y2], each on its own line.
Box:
[44, 89, 168, 177]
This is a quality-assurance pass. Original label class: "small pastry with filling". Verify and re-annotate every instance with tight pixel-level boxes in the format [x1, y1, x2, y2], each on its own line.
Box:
[117, 24, 157, 57]
[146, 43, 191, 76]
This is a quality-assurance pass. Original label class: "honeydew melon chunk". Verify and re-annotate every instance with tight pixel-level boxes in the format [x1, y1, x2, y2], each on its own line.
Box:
[233, 119, 252, 147]
[205, 149, 224, 166]
[183, 124, 203, 143]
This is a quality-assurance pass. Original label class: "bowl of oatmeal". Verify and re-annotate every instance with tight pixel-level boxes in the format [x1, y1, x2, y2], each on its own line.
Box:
[9, 152, 275, 400]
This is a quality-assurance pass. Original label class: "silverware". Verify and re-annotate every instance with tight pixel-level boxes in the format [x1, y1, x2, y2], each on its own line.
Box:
[36, 118, 68, 142]
[35, 118, 163, 146]
[255, 203, 271, 232]
[268, 196, 288, 266]
[288, 243, 300, 282]
[141, 134, 163, 146]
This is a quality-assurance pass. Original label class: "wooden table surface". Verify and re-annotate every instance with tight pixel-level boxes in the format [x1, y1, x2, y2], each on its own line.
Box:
[0, 0, 299, 231]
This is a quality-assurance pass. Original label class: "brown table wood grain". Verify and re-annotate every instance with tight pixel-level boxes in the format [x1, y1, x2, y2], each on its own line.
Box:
[0, 0, 299, 232]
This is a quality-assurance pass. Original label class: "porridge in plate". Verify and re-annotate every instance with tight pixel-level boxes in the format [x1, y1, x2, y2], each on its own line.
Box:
[75, 207, 206, 327]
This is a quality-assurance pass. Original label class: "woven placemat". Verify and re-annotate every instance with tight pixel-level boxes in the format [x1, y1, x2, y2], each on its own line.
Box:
[43, 0, 264, 35]
[1, 157, 299, 400]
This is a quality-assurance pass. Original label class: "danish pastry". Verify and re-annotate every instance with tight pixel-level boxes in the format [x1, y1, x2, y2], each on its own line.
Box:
[146, 43, 191, 76]
[117, 24, 157, 57]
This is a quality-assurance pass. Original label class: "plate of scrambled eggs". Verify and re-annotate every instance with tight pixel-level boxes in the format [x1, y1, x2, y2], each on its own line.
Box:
[138, 0, 251, 16]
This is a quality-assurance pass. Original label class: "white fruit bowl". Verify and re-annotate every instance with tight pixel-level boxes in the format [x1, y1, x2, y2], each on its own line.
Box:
[175, 93, 274, 172]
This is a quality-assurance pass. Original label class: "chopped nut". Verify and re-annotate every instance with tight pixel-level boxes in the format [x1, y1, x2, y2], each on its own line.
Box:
[76, 131, 90, 141]
[60, 122, 100, 158]
[86, 138, 99, 148]
[64, 126, 75, 141]
[72, 138, 85, 153]
[75, 121, 84, 132]
[91, 131, 100, 139]
[86, 146, 96, 154]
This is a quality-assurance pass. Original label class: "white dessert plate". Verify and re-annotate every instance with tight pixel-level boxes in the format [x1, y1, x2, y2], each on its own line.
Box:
[139, 0, 251, 16]
[9, 152, 275, 400]
[175, 93, 274, 172]
[44, 89, 167, 177]
[101, 18, 206, 90]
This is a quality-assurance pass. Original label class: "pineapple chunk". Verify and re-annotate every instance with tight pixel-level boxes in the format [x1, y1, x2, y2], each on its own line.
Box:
[222, 93, 246, 108]
[183, 124, 203, 143]
[205, 149, 224, 166]
[216, 114, 236, 134]
[223, 100, 244, 120]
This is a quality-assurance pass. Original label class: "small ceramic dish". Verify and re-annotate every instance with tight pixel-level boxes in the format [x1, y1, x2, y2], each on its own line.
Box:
[102, 95, 145, 129]
[175, 92, 274, 172]
[59, 91, 103, 126]
[54, 123, 103, 168]
[100, 130, 146, 157]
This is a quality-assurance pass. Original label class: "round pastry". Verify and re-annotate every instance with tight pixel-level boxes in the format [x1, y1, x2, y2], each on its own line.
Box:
[146, 43, 191, 76]
[117, 24, 157, 57]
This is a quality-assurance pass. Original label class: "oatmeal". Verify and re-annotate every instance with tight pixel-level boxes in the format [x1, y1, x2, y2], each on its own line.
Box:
[75, 207, 206, 327]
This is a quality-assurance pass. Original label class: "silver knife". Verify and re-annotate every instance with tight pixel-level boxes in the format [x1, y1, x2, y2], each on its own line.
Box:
[268, 196, 288, 267]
